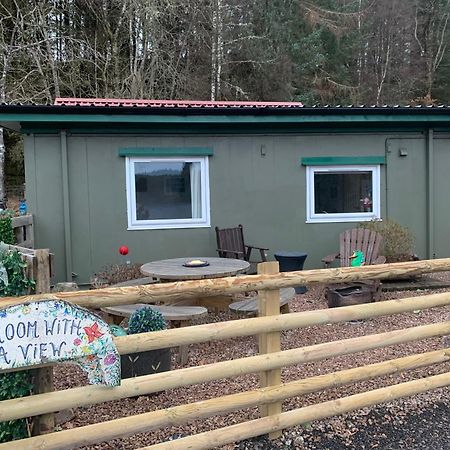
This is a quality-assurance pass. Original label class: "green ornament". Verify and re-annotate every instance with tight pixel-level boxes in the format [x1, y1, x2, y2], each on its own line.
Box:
[350, 250, 365, 267]
[109, 325, 127, 337]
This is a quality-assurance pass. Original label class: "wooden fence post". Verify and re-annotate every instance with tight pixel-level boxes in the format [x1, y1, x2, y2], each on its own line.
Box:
[31, 248, 55, 436]
[257, 261, 282, 439]
[33, 249, 51, 296]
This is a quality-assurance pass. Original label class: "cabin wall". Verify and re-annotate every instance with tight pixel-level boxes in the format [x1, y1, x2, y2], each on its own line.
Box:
[25, 131, 439, 284]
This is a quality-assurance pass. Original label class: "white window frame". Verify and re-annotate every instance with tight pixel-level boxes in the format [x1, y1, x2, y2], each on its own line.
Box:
[126, 156, 211, 230]
[306, 164, 381, 223]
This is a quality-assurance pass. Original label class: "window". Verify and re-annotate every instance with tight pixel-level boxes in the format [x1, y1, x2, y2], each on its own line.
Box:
[126, 156, 210, 229]
[306, 165, 380, 223]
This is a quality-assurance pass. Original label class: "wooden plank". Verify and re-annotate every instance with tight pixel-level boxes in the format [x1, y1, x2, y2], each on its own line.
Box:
[361, 228, 371, 262]
[11, 215, 34, 248]
[372, 232, 383, 264]
[341, 229, 350, 266]
[350, 228, 358, 261]
[33, 249, 51, 294]
[229, 288, 295, 314]
[141, 257, 250, 280]
[356, 227, 364, 256]
[11, 215, 33, 228]
[8, 244, 36, 255]
[111, 277, 157, 287]
[257, 261, 282, 438]
[366, 229, 376, 263]
[102, 304, 208, 321]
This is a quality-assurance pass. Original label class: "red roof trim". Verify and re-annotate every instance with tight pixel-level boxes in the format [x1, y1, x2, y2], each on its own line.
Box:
[54, 97, 304, 109]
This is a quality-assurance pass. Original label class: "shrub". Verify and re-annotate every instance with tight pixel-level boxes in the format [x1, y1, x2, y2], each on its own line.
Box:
[359, 219, 415, 263]
[91, 263, 143, 287]
[0, 248, 35, 296]
[0, 247, 34, 442]
[0, 372, 32, 442]
[127, 306, 167, 334]
[0, 212, 15, 245]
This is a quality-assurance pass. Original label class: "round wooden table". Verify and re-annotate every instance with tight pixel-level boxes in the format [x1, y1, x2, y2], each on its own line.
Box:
[140, 257, 250, 280]
[140, 257, 251, 312]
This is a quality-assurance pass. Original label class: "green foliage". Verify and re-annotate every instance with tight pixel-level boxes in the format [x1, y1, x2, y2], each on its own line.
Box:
[0, 214, 15, 245]
[0, 372, 32, 443]
[359, 219, 415, 263]
[0, 247, 34, 442]
[127, 306, 167, 335]
[0, 249, 35, 296]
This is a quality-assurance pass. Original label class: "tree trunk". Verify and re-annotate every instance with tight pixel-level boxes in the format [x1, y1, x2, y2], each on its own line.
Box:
[0, 128, 7, 210]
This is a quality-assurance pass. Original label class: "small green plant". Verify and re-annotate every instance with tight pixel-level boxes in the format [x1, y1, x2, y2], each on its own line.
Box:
[0, 212, 15, 245]
[359, 219, 415, 263]
[127, 306, 167, 334]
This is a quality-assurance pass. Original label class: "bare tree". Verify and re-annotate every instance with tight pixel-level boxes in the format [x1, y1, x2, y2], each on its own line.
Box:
[414, 0, 450, 100]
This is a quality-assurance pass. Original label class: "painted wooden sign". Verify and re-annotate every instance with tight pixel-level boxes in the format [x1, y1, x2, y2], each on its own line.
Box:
[0, 300, 120, 386]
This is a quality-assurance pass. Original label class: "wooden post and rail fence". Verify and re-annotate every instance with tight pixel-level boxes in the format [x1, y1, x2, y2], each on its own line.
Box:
[11, 214, 34, 249]
[2, 258, 450, 448]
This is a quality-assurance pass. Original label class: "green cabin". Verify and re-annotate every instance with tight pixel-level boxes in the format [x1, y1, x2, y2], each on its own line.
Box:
[0, 98, 447, 284]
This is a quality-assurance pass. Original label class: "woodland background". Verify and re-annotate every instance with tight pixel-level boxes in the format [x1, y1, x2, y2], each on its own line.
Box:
[1, 0, 450, 204]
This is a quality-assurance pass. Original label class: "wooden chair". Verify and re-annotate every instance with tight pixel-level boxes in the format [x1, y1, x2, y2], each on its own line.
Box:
[215, 224, 268, 262]
[322, 228, 386, 268]
[322, 228, 386, 304]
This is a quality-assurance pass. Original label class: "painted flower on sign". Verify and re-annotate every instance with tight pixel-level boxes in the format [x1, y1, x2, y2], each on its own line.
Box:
[83, 322, 104, 343]
[104, 353, 117, 365]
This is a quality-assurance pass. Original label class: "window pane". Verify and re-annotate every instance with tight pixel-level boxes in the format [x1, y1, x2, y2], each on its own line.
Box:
[134, 161, 202, 220]
[314, 171, 373, 214]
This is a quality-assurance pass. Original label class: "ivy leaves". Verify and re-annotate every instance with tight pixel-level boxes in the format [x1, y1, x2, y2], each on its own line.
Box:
[0, 218, 34, 442]
[0, 251, 34, 296]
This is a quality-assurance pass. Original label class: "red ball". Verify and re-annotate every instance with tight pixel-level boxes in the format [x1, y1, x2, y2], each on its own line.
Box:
[119, 245, 129, 255]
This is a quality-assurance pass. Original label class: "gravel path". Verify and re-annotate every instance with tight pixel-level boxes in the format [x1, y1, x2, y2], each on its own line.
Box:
[53, 273, 450, 449]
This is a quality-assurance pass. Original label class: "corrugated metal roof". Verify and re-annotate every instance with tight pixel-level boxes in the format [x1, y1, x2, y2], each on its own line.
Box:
[54, 97, 305, 109]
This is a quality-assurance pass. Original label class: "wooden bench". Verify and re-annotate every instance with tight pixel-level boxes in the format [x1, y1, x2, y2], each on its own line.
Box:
[229, 287, 296, 316]
[101, 304, 208, 365]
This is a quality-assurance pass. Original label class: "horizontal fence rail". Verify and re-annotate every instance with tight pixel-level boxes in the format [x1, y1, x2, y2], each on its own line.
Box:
[5, 291, 450, 376]
[2, 259, 450, 449]
[4, 349, 450, 450]
[1, 258, 450, 309]
[2, 312, 450, 422]
[142, 372, 450, 450]
[115, 291, 450, 354]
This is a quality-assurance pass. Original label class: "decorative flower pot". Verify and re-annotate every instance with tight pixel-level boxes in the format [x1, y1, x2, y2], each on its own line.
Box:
[121, 348, 171, 378]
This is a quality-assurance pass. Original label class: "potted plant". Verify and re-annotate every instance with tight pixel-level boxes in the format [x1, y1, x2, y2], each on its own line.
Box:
[119, 306, 172, 378]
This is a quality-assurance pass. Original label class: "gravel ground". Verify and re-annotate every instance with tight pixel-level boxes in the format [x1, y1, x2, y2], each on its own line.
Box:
[53, 273, 450, 449]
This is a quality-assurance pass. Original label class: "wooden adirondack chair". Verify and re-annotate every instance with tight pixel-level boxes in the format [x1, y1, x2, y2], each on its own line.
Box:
[323, 228, 386, 305]
[215, 224, 268, 263]
[322, 228, 386, 268]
